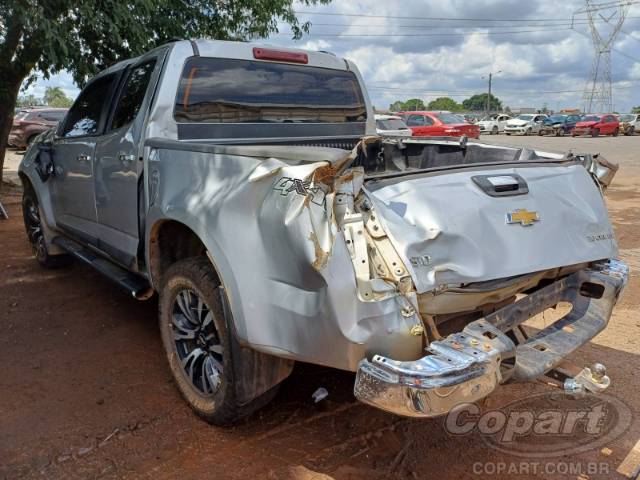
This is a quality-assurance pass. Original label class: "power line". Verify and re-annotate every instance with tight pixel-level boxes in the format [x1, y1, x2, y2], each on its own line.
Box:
[293, 8, 640, 22]
[284, 18, 640, 29]
[277, 27, 575, 37]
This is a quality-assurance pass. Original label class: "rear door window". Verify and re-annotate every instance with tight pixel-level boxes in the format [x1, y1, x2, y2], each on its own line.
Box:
[110, 60, 156, 131]
[62, 74, 117, 137]
[174, 57, 366, 124]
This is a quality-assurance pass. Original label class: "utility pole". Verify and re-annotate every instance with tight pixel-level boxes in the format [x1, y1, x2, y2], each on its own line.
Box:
[486, 73, 493, 113]
[484, 70, 501, 113]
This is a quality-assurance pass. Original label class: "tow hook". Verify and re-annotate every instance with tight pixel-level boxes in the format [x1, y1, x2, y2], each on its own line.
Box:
[564, 363, 610, 394]
[541, 362, 610, 395]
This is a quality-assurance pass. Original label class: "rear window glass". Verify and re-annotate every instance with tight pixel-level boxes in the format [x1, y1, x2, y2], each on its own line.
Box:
[174, 57, 366, 124]
[377, 119, 407, 130]
[40, 111, 66, 121]
[436, 113, 464, 124]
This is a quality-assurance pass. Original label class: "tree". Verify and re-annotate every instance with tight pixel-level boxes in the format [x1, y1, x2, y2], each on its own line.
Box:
[389, 98, 425, 111]
[462, 93, 503, 112]
[632, 106, 640, 114]
[43, 87, 73, 108]
[427, 97, 462, 112]
[0, 0, 327, 188]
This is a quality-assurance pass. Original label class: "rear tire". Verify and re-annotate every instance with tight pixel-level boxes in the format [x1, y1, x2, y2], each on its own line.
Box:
[159, 257, 278, 426]
[21, 188, 70, 268]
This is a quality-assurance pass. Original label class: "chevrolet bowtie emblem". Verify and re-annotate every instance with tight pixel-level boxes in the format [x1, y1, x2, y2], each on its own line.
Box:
[506, 208, 540, 226]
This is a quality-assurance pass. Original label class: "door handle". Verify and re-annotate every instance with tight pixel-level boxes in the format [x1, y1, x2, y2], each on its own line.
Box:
[77, 154, 91, 162]
[118, 153, 136, 166]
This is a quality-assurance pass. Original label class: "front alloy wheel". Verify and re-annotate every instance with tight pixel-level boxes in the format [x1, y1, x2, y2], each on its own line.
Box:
[22, 189, 69, 268]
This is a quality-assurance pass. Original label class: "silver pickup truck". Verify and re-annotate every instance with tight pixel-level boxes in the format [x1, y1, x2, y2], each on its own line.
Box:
[19, 39, 627, 425]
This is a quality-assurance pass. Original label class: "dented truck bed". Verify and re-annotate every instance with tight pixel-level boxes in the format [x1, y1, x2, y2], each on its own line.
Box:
[144, 136, 627, 416]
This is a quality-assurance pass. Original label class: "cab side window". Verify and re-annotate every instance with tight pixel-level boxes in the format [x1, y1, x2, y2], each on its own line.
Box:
[62, 74, 116, 137]
[423, 116, 434, 126]
[110, 61, 156, 131]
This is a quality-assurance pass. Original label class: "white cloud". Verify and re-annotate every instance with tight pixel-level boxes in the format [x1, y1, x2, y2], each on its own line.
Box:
[298, 39, 332, 51]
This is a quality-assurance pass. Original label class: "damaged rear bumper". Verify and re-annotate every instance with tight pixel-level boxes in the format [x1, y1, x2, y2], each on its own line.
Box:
[354, 259, 628, 417]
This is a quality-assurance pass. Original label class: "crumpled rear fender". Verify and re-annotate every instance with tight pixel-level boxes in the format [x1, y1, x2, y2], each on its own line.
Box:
[144, 141, 423, 371]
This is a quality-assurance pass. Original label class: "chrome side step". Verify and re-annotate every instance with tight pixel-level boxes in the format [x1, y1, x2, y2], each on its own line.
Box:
[53, 236, 153, 300]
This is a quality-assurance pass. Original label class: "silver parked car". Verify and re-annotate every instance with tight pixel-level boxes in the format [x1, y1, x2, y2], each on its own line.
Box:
[19, 40, 627, 424]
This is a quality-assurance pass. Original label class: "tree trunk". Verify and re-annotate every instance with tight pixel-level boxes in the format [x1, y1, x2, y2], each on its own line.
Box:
[0, 67, 24, 192]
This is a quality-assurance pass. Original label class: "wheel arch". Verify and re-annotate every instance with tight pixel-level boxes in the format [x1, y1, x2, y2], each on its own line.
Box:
[148, 219, 219, 287]
[17, 169, 65, 255]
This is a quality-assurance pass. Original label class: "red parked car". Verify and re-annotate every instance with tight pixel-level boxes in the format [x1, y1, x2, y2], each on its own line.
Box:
[8, 108, 68, 149]
[399, 111, 481, 139]
[571, 114, 619, 137]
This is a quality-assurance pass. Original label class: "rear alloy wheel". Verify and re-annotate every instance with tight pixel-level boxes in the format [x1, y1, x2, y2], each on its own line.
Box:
[556, 128, 564, 137]
[592, 128, 600, 137]
[22, 189, 69, 268]
[159, 257, 277, 425]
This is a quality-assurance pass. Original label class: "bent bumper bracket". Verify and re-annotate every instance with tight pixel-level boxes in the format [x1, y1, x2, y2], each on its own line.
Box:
[354, 259, 628, 417]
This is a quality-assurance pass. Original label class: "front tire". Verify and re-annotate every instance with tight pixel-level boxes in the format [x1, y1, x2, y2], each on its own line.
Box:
[21, 188, 70, 268]
[159, 257, 275, 425]
[612, 127, 619, 137]
[492, 126, 498, 135]
[525, 127, 532, 136]
[592, 128, 600, 137]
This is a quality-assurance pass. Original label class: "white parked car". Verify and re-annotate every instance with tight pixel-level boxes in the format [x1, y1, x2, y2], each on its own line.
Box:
[504, 114, 548, 135]
[477, 114, 511, 134]
[375, 114, 412, 137]
[618, 113, 639, 135]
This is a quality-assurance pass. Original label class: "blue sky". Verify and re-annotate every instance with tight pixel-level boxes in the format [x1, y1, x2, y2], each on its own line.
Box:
[22, 0, 640, 112]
